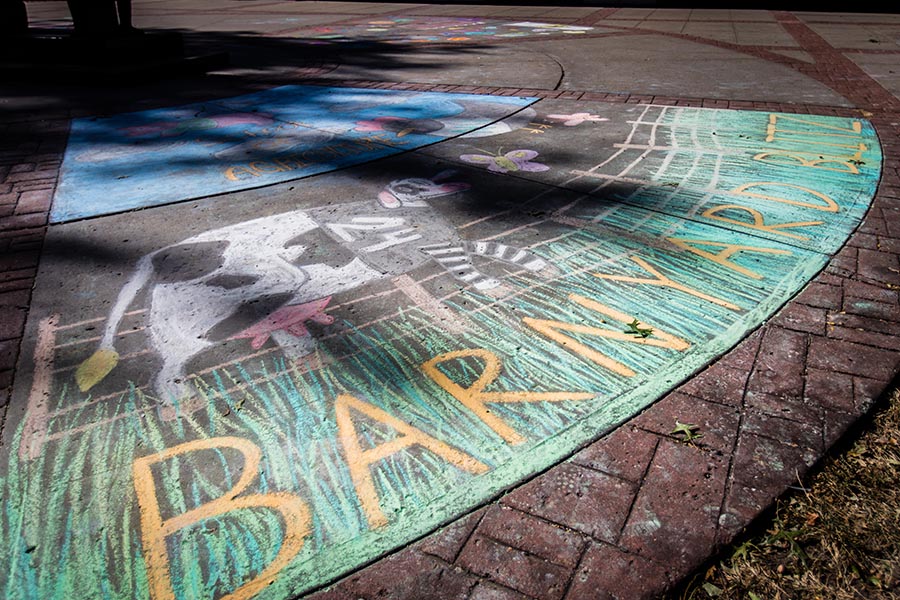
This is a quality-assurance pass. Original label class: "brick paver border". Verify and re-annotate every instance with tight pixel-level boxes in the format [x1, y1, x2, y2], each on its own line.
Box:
[1, 6, 899, 600]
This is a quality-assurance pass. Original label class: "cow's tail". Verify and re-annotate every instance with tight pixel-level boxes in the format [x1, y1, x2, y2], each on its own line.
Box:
[75, 253, 155, 392]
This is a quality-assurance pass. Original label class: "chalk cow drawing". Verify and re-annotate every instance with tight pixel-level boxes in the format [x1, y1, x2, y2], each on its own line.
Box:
[76, 172, 553, 406]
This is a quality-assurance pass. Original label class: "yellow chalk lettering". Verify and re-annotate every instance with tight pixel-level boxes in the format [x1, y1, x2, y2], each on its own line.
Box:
[324, 144, 349, 157]
[323, 144, 360, 158]
[667, 237, 791, 280]
[224, 166, 260, 181]
[421, 349, 594, 445]
[523, 294, 689, 377]
[764, 142, 867, 160]
[274, 157, 309, 171]
[249, 161, 286, 174]
[316, 145, 342, 158]
[132, 437, 310, 600]
[594, 255, 740, 311]
[766, 114, 862, 142]
[753, 151, 858, 174]
[701, 205, 823, 241]
[354, 137, 386, 151]
[366, 133, 399, 145]
[335, 394, 488, 528]
[730, 182, 839, 213]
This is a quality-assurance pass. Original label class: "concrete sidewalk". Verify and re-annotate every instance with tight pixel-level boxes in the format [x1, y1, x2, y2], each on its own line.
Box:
[1, 3, 899, 599]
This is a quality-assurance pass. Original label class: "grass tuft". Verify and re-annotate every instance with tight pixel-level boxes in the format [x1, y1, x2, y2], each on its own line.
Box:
[676, 385, 900, 600]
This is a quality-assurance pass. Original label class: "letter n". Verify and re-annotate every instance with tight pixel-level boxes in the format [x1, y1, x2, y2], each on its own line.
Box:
[523, 294, 689, 377]
[132, 437, 311, 600]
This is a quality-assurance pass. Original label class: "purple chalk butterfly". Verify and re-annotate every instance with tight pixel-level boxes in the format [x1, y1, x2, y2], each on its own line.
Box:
[459, 149, 550, 173]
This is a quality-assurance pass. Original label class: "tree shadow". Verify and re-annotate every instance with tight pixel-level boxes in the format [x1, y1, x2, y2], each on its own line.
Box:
[2, 18, 625, 407]
[1, 17, 592, 222]
[0, 26, 503, 118]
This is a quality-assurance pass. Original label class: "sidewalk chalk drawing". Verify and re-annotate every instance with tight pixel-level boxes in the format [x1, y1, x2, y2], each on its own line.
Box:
[52, 85, 535, 223]
[75, 172, 552, 409]
[298, 17, 594, 45]
[3, 102, 881, 600]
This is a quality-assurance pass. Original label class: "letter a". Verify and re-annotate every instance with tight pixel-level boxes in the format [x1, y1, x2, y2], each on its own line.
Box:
[224, 166, 259, 181]
[666, 237, 790, 280]
[335, 394, 489, 529]
[132, 437, 311, 600]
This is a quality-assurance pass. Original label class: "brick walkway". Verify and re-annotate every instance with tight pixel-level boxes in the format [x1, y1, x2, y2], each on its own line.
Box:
[2, 4, 899, 599]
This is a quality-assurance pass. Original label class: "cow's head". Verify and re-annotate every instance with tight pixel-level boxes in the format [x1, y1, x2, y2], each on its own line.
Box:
[378, 171, 469, 208]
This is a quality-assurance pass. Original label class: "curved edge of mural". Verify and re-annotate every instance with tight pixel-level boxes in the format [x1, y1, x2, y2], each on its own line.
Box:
[257, 248, 835, 598]
[2, 103, 882, 600]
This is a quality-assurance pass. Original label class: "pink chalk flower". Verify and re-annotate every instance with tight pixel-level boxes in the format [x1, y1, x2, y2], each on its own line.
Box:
[546, 113, 609, 126]
[229, 297, 334, 349]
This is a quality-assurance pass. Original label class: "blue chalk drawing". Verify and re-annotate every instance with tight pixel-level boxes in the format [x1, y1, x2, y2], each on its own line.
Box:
[52, 85, 535, 223]
[300, 17, 594, 45]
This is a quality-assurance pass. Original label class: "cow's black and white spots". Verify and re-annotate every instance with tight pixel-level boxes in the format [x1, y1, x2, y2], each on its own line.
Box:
[79, 173, 551, 406]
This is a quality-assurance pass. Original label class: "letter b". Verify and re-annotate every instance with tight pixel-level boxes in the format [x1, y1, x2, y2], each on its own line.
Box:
[132, 437, 310, 600]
